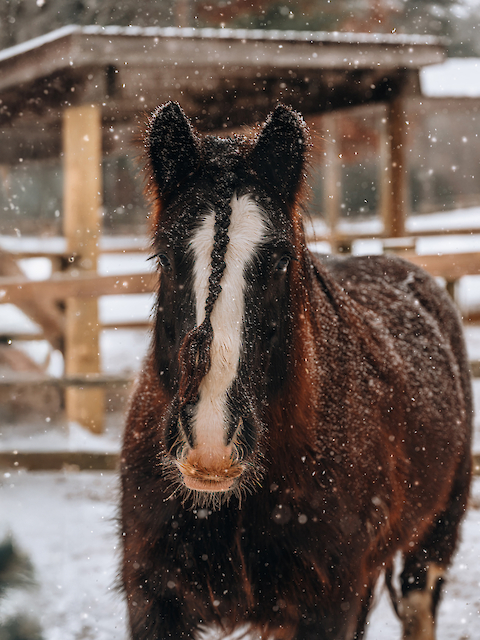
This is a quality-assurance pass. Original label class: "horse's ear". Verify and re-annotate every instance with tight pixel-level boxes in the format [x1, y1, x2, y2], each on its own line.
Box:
[251, 104, 308, 204]
[146, 101, 199, 198]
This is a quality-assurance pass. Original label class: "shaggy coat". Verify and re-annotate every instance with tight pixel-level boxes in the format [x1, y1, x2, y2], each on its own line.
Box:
[121, 102, 472, 640]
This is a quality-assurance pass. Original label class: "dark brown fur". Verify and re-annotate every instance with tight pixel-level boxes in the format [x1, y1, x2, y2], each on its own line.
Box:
[121, 103, 472, 640]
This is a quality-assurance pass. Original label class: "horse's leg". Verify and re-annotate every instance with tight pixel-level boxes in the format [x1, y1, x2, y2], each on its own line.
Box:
[396, 556, 444, 640]
[126, 587, 197, 640]
[391, 463, 470, 640]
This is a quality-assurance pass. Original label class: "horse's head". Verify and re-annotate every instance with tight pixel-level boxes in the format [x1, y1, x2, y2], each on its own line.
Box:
[146, 102, 308, 505]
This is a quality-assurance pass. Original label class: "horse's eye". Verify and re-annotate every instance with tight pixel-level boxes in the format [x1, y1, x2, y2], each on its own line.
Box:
[275, 255, 291, 273]
[157, 254, 172, 272]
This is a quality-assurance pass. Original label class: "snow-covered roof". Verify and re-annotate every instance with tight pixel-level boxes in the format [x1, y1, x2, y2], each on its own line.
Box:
[421, 58, 480, 97]
[0, 24, 445, 64]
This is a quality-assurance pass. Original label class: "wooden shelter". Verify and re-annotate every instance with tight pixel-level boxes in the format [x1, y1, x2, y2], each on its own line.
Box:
[0, 25, 447, 432]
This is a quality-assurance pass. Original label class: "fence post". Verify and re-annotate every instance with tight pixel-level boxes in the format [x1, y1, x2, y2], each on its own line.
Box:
[63, 104, 104, 433]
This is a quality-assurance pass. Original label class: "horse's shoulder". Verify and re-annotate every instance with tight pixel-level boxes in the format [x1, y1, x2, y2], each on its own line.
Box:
[309, 250, 464, 338]
[311, 252, 424, 287]
[310, 252, 451, 309]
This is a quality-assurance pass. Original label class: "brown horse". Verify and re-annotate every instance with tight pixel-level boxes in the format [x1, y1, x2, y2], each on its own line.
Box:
[120, 102, 472, 640]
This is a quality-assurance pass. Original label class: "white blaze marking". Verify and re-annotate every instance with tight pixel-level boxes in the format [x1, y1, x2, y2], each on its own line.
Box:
[190, 194, 266, 458]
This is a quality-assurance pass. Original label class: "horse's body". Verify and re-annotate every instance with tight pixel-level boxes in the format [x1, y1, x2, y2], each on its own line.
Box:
[121, 103, 472, 640]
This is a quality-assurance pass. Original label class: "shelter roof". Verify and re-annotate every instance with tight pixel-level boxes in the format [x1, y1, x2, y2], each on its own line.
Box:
[0, 25, 446, 161]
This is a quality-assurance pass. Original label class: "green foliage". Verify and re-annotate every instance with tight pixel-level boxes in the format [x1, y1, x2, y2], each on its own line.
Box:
[0, 537, 43, 640]
[227, 1, 354, 31]
[0, 537, 35, 597]
[0, 617, 43, 640]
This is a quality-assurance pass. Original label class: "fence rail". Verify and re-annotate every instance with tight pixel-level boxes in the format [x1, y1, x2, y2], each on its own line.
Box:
[0, 451, 478, 474]
[1, 231, 480, 434]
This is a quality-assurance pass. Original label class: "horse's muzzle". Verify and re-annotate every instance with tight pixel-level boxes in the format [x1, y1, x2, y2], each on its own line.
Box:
[176, 443, 244, 493]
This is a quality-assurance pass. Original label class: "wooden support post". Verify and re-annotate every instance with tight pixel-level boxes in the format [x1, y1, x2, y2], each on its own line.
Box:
[323, 114, 344, 253]
[381, 98, 409, 238]
[63, 105, 104, 434]
[175, 0, 191, 26]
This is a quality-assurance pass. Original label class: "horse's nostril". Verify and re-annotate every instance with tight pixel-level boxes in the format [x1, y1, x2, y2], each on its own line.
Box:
[265, 321, 278, 343]
[178, 413, 195, 449]
[183, 403, 196, 419]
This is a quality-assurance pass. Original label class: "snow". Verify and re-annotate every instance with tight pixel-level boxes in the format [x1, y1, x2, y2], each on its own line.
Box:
[0, 234, 148, 258]
[0, 420, 122, 455]
[0, 24, 443, 65]
[306, 206, 480, 246]
[406, 207, 480, 234]
[0, 471, 478, 640]
[0, 304, 42, 335]
[0, 471, 127, 640]
[421, 58, 480, 98]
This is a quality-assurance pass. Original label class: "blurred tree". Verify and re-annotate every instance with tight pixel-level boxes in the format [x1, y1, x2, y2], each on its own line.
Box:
[196, 0, 394, 31]
[0, 0, 479, 56]
[394, 0, 464, 51]
[0, 0, 176, 50]
[197, 0, 480, 56]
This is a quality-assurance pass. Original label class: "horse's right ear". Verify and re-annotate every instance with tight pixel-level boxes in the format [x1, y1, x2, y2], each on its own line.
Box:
[146, 102, 199, 199]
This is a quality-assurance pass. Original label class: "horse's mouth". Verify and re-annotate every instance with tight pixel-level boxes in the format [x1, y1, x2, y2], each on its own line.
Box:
[173, 416, 248, 493]
[176, 456, 244, 493]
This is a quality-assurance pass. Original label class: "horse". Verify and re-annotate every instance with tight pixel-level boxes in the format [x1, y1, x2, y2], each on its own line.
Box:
[120, 102, 472, 640]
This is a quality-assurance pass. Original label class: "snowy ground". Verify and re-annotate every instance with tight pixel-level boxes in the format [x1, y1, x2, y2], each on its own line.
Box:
[1, 207, 480, 638]
[0, 471, 479, 640]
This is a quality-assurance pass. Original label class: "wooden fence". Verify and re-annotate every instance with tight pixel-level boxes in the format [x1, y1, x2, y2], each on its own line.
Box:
[1, 224, 480, 472]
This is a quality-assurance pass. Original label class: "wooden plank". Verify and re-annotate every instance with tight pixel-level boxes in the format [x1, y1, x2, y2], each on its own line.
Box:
[0, 271, 156, 303]
[470, 361, 480, 378]
[406, 252, 480, 280]
[101, 320, 152, 330]
[63, 104, 104, 434]
[464, 311, 480, 325]
[0, 451, 119, 471]
[0, 320, 152, 342]
[473, 453, 480, 477]
[409, 96, 480, 114]
[0, 333, 43, 342]
[0, 372, 133, 387]
[0, 247, 64, 350]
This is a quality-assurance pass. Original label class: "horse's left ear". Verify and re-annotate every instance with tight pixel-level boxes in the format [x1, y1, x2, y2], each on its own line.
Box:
[251, 104, 308, 204]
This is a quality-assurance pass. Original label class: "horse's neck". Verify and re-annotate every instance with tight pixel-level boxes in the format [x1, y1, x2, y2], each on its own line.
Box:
[299, 249, 345, 359]
[261, 254, 337, 444]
